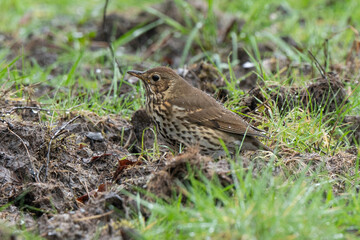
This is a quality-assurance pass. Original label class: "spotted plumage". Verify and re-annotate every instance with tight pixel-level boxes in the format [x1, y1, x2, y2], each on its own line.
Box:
[128, 66, 273, 157]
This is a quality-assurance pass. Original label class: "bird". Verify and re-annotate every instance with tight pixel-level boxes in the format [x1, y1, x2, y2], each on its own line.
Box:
[128, 66, 273, 157]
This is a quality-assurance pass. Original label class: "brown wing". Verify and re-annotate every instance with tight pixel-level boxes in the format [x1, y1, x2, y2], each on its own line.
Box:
[168, 91, 267, 138]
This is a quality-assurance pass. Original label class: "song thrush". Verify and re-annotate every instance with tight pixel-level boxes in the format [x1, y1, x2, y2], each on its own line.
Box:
[128, 66, 272, 157]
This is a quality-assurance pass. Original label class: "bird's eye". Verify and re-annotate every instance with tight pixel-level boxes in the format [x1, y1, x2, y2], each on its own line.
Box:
[152, 74, 160, 81]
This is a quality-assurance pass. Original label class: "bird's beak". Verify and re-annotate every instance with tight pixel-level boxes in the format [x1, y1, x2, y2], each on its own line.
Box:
[127, 70, 146, 81]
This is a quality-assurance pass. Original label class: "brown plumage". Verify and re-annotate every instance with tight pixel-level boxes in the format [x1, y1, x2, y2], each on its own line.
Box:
[128, 66, 272, 157]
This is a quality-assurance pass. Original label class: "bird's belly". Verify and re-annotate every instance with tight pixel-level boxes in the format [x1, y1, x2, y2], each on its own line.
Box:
[153, 112, 231, 153]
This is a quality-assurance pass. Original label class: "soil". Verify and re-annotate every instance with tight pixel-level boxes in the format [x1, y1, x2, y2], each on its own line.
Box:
[1, 1, 359, 239]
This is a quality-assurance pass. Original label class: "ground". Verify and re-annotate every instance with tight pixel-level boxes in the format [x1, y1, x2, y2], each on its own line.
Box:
[1, 0, 360, 239]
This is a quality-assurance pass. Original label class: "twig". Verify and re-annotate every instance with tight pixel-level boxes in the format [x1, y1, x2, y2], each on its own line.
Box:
[73, 210, 114, 222]
[100, 0, 123, 75]
[6, 106, 52, 115]
[308, 50, 327, 80]
[66, 103, 85, 111]
[102, 0, 110, 39]
[323, 39, 329, 70]
[109, 43, 124, 74]
[102, 0, 123, 74]
[143, 32, 173, 59]
[0, 118, 15, 129]
[123, 130, 134, 148]
[43, 115, 81, 181]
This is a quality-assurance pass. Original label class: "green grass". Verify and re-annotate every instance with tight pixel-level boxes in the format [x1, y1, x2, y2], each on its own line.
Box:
[1, 0, 360, 239]
[138, 162, 359, 239]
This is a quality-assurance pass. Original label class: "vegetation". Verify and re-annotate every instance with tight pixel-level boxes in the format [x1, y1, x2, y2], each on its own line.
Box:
[1, 0, 360, 239]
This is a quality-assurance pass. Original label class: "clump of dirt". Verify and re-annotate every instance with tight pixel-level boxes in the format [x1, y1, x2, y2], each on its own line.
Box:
[240, 85, 300, 116]
[147, 147, 232, 200]
[130, 109, 154, 152]
[0, 164, 22, 206]
[9, 36, 64, 69]
[300, 72, 348, 113]
[284, 151, 357, 193]
[0, 102, 146, 239]
[239, 70, 348, 116]
[37, 191, 141, 240]
[343, 116, 360, 145]
[0, 119, 48, 183]
[242, 150, 284, 177]
[11, 182, 74, 216]
[238, 70, 358, 149]
[113, 157, 165, 190]
[129, 109, 173, 156]
[180, 62, 228, 101]
[93, 12, 158, 52]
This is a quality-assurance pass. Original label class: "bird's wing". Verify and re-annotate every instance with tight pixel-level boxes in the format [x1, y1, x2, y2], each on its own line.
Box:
[186, 107, 267, 137]
[168, 94, 267, 138]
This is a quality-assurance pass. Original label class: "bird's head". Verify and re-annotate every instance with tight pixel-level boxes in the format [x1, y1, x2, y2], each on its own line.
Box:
[128, 67, 183, 99]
